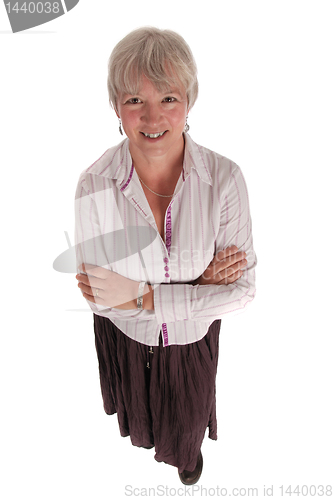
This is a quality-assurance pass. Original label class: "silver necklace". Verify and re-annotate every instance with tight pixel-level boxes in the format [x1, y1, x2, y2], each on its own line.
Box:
[137, 174, 174, 198]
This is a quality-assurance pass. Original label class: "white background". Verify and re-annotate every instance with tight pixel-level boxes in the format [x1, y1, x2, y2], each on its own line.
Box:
[1, 1, 333, 498]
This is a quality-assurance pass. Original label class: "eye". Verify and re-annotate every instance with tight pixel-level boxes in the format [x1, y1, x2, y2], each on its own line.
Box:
[163, 96, 177, 103]
[126, 97, 142, 104]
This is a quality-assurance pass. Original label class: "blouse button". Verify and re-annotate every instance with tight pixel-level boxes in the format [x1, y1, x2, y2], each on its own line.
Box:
[163, 258, 169, 263]
[165, 273, 170, 278]
[164, 266, 169, 271]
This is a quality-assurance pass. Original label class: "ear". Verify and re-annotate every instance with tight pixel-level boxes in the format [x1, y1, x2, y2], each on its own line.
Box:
[110, 99, 120, 118]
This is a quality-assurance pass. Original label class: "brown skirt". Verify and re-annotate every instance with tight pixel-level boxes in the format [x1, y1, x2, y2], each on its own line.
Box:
[93, 314, 221, 473]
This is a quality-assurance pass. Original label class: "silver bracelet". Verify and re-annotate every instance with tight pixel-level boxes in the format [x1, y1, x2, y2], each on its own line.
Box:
[137, 281, 146, 309]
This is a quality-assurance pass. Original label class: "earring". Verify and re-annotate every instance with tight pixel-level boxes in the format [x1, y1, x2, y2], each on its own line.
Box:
[184, 116, 189, 133]
[118, 118, 123, 136]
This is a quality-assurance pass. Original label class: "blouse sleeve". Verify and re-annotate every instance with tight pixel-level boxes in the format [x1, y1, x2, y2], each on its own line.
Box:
[153, 162, 257, 323]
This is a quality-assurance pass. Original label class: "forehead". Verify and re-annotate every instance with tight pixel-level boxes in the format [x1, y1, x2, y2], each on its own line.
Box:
[121, 74, 186, 98]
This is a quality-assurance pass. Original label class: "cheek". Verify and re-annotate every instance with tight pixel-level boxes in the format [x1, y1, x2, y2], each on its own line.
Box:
[169, 108, 187, 127]
[121, 111, 139, 129]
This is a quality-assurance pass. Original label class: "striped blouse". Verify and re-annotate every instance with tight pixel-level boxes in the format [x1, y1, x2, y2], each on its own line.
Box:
[74, 132, 257, 347]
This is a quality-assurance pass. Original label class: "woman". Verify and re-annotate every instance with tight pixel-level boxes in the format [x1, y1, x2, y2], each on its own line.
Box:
[75, 27, 256, 485]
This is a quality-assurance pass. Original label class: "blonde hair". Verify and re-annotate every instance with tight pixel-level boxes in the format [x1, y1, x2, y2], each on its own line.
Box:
[107, 27, 198, 112]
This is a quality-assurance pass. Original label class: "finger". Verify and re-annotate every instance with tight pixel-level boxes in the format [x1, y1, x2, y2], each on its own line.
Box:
[76, 273, 105, 289]
[230, 258, 247, 274]
[211, 246, 239, 264]
[210, 260, 239, 279]
[214, 259, 247, 280]
[202, 254, 243, 281]
[201, 267, 231, 283]
[211, 253, 247, 274]
[78, 263, 107, 278]
[78, 282, 102, 298]
[78, 282, 93, 296]
[218, 269, 243, 285]
[79, 282, 105, 304]
[211, 246, 247, 266]
[82, 291, 105, 305]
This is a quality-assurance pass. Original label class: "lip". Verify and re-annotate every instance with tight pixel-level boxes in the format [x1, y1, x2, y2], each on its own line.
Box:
[140, 130, 168, 141]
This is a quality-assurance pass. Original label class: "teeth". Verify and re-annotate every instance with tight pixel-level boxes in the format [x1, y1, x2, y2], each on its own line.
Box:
[143, 131, 165, 138]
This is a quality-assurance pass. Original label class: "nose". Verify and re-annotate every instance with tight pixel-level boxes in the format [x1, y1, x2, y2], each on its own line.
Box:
[141, 103, 162, 128]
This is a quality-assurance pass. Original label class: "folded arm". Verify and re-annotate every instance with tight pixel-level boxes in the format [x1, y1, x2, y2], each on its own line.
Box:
[75, 163, 256, 321]
[153, 163, 257, 323]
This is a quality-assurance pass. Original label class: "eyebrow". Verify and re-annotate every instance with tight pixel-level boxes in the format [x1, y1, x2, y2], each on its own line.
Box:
[165, 88, 181, 94]
[121, 87, 182, 99]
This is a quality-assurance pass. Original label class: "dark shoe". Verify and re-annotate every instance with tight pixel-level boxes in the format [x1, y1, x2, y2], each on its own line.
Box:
[178, 450, 203, 485]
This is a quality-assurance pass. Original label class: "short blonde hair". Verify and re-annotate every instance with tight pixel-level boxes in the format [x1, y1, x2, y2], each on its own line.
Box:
[107, 27, 198, 112]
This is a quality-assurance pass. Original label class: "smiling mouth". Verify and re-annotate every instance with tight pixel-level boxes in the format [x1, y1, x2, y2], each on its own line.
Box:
[141, 131, 167, 138]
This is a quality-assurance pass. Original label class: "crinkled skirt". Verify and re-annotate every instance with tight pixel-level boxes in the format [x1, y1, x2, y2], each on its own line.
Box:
[93, 314, 221, 473]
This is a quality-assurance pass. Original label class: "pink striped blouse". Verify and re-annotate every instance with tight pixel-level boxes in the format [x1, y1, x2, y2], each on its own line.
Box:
[75, 132, 257, 347]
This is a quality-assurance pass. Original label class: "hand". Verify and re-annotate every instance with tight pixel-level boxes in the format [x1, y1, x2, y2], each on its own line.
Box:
[75, 263, 140, 309]
[191, 246, 247, 286]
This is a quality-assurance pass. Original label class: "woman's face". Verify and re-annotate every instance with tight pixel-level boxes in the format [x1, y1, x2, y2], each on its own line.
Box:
[116, 75, 189, 162]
